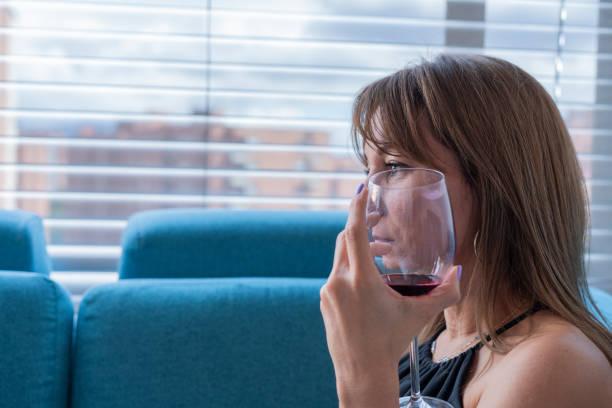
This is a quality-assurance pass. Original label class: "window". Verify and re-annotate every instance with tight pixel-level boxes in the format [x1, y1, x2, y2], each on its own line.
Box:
[1, 0, 610, 299]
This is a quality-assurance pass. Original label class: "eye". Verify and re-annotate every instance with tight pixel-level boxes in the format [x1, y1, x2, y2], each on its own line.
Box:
[385, 161, 409, 171]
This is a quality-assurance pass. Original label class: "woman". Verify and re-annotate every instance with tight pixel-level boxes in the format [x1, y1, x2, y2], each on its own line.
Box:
[320, 54, 612, 408]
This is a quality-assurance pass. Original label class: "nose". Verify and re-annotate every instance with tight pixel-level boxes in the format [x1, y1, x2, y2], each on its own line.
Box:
[376, 197, 387, 218]
[366, 210, 382, 228]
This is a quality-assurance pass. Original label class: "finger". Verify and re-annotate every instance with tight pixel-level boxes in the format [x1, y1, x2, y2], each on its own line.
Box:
[344, 183, 378, 276]
[420, 265, 462, 310]
[369, 241, 392, 257]
[329, 230, 349, 278]
[396, 266, 461, 326]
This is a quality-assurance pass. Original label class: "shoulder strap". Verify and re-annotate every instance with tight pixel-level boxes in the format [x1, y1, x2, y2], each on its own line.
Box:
[484, 303, 546, 342]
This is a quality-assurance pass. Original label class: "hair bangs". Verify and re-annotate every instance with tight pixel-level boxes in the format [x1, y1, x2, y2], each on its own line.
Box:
[351, 70, 441, 170]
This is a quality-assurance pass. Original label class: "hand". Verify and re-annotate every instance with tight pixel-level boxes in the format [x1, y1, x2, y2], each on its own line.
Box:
[320, 183, 461, 407]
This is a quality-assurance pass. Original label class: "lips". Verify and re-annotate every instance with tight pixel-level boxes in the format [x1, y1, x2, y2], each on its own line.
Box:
[372, 235, 394, 244]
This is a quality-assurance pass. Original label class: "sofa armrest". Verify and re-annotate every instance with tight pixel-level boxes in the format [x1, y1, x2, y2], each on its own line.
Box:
[0, 271, 73, 407]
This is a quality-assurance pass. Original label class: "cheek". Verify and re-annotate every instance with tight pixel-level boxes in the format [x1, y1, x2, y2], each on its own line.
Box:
[447, 182, 477, 255]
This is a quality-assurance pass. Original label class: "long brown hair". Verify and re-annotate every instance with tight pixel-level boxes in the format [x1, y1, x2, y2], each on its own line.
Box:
[352, 54, 612, 362]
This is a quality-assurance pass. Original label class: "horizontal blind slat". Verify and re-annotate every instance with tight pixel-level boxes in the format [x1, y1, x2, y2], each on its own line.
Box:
[44, 218, 126, 228]
[1, 79, 610, 109]
[2, 156, 611, 173]
[0, 164, 363, 179]
[0, 190, 353, 204]
[48, 244, 120, 258]
[0, 136, 353, 153]
[0, 49, 604, 78]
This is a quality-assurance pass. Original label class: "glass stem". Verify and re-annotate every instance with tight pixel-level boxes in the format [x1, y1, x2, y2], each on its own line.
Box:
[409, 336, 422, 406]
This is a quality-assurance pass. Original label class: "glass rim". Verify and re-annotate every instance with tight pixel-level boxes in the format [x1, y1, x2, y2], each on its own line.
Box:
[367, 167, 446, 190]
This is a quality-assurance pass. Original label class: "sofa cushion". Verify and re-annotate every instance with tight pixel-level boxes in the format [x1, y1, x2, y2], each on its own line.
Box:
[119, 209, 346, 279]
[0, 271, 73, 407]
[0, 209, 52, 274]
[71, 278, 337, 408]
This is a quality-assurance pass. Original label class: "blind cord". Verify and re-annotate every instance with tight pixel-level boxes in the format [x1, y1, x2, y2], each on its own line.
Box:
[203, 0, 212, 198]
[554, 0, 567, 102]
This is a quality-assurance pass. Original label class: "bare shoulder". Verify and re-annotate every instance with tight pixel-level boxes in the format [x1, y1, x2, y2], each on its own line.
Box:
[477, 312, 612, 408]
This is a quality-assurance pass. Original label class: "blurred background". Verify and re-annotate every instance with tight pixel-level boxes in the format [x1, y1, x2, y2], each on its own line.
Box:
[0, 0, 610, 300]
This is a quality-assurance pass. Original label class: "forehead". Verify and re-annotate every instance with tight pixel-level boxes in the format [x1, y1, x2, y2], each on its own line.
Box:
[362, 116, 431, 159]
[362, 115, 409, 158]
[362, 127, 458, 173]
[363, 141, 400, 159]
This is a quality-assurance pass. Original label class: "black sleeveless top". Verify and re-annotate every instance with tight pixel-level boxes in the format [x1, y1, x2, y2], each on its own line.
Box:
[398, 306, 543, 408]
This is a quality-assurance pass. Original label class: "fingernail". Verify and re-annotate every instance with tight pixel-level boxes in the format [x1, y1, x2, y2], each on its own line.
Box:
[355, 183, 364, 196]
[458, 265, 463, 281]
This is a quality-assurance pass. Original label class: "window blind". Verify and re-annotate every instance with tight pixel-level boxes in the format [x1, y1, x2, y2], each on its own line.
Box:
[0, 0, 610, 298]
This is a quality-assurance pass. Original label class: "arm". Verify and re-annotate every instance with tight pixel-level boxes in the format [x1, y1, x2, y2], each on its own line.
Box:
[335, 365, 400, 408]
[320, 184, 461, 408]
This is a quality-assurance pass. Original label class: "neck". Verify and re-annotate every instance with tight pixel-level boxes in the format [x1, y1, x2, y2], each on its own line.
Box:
[442, 264, 525, 341]
[443, 292, 479, 338]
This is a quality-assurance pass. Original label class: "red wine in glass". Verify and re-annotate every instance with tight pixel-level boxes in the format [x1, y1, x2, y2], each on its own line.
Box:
[382, 273, 441, 296]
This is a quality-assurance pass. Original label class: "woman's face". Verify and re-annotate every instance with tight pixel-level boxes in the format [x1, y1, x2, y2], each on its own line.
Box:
[367, 168, 450, 271]
[363, 127, 478, 271]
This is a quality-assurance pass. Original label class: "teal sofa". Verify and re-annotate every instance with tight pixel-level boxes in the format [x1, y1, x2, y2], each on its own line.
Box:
[4, 270, 611, 408]
[109, 209, 344, 407]
[591, 287, 612, 325]
[0, 209, 51, 274]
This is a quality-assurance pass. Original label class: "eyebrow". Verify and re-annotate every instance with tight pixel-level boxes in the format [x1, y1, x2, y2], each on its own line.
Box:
[374, 141, 395, 150]
[379, 146, 403, 157]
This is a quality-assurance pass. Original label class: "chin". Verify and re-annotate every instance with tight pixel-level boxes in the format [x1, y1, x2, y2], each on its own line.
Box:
[382, 257, 399, 271]
[381, 254, 407, 272]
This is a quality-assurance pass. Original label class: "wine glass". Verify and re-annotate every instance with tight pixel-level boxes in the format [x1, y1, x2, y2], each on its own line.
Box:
[366, 168, 455, 408]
